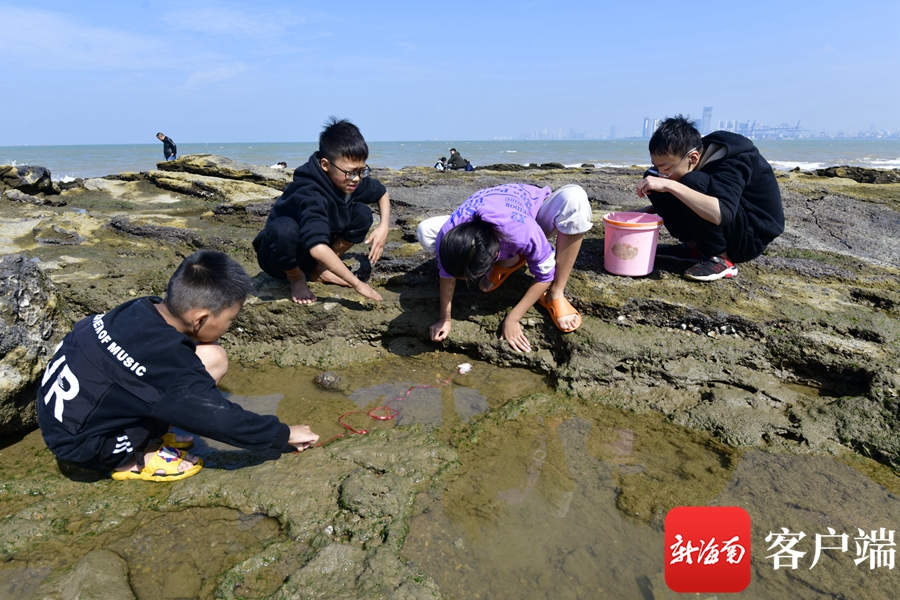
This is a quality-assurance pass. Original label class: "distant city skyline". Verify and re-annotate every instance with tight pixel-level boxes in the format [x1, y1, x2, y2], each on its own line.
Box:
[637, 106, 900, 140]
[501, 106, 900, 142]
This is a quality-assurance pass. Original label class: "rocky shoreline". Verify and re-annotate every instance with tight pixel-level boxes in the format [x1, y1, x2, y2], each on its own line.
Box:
[2, 155, 899, 599]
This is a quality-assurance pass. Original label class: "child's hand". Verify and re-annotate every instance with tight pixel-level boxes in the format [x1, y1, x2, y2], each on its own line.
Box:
[353, 280, 383, 301]
[365, 224, 389, 264]
[430, 319, 452, 342]
[636, 176, 670, 198]
[500, 318, 531, 352]
[288, 425, 319, 451]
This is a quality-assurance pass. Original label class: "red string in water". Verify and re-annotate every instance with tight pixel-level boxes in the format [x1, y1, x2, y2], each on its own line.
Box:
[309, 372, 458, 449]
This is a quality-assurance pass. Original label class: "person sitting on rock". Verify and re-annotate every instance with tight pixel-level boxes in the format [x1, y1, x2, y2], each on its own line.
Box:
[36, 250, 320, 482]
[434, 157, 447, 170]
[156, 132, 177, 161]
[416, 183, 592, 352]
[253, 117, 390, 304]
[636, 115, 784, 281]
[446, 148, 467, 170]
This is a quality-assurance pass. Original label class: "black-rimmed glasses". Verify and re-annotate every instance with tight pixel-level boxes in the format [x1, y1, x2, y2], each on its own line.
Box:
[648, 147, 698, 179]
[328, 161, 371, 180]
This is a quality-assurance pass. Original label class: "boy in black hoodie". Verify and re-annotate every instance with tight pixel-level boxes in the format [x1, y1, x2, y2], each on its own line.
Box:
[636, 115, 784, 281]
[253, 118, 390, 303]
[36, 250, 319, 482]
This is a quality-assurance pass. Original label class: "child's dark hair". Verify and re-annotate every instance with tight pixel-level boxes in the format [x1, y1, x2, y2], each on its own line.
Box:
[648, 115, 702, 157]
[165, 250, 254, 317]
[319, 117, 368, 163]
[439, 216, 501, 287]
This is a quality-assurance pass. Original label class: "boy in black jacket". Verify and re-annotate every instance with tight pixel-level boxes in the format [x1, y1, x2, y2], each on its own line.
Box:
[636, 115, 784, 281]
[36, 250, 319, 482]
[156, 132, 177, 161]
[253, 117, 390, 304]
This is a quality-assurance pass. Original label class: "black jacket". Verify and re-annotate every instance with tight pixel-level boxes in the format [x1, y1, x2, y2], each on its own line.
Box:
[161, 136, 177, 158]
[681, 131, 784, 243]
[447, 153, 467, 170]
[37, 297, 290, 468]
[268, 153, 386, 251]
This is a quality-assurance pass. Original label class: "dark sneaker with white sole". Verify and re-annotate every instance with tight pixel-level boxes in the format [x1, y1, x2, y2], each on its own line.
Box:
[655, 242, 703, 263]
[684, 256, 738, 281]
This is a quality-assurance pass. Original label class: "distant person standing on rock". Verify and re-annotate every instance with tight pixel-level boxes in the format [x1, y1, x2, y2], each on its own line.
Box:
[447, 148, 467, 170]
[157, 133, 177, 161]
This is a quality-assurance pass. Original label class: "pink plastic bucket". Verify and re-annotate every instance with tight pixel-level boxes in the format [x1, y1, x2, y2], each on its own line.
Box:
[602, 212, 665, 276]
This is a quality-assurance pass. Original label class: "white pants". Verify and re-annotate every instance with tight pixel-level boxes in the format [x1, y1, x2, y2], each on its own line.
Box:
[416, 184, 593, 254]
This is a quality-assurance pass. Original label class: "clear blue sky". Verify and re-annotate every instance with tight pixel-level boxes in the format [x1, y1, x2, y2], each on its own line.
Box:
[2, 0, 897, 145]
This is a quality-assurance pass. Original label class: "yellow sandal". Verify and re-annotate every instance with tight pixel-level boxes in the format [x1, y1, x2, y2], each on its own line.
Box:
[111, 446, 203, 482]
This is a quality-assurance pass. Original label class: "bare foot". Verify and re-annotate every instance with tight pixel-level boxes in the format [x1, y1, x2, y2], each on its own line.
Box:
[545, 290, 581, 331]
[289, 278, 317, 304]
[309, 268, 352, 287]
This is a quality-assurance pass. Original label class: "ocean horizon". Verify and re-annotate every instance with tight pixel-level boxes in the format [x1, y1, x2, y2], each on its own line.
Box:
[3, 139, 899, 181]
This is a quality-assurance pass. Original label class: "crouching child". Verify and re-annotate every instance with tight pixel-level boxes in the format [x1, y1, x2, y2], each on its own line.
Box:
[636, 115, 784, 281]
[37, 250, 319, 482]
[253, 117, 390, 304]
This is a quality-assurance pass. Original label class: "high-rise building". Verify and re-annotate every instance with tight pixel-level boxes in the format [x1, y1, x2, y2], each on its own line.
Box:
[701, 107, 713, 135]
[610, 125, 617, 139]
[642, 118, 653, 138]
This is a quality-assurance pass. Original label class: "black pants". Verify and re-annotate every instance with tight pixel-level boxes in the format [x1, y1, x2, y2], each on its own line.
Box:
[63, 420, 168, 475]
[253, 207, 373, 278]
[650, 192, 766, 264]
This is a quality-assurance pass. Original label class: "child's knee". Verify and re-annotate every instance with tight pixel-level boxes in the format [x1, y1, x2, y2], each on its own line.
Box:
[416, 216, 451, 254]
[195, 342, 228, 384]
[546, 185, 592, 236]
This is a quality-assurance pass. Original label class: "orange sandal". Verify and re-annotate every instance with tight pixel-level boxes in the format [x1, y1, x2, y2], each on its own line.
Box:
[480, 256, 527, 292]
[537, 292, 582, 332]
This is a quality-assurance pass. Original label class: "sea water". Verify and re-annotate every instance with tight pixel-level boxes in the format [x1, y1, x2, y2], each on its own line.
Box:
[3, 355, 900, 599]
[2, 139, 899, 180]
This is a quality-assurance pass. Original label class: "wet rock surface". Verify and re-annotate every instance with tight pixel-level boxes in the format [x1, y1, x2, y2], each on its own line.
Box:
[2, 155, 900, 598]
[813, 165, 900, 184]
[315, 371, 343, 389]
[156, 153, 293, 190]
[0, 254, 71, 434]
[0, 165, 57, 196]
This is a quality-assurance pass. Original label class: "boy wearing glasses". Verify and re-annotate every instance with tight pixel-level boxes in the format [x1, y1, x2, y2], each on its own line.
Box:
[636, 115, 783, 281]
[253, 117, 389, 303]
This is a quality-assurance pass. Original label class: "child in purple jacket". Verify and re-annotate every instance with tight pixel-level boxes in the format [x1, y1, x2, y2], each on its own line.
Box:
[417, 183, 593, 352]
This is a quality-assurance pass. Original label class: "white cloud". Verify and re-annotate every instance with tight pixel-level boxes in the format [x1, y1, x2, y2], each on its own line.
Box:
[0, 6, 177, 70]
[182, 63, 248, 90]
[160, 3, 315, 41]
[0, 5, 236, 71]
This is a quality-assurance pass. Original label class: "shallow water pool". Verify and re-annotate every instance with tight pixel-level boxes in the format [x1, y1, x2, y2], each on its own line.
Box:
[2, 353, 899, 599]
